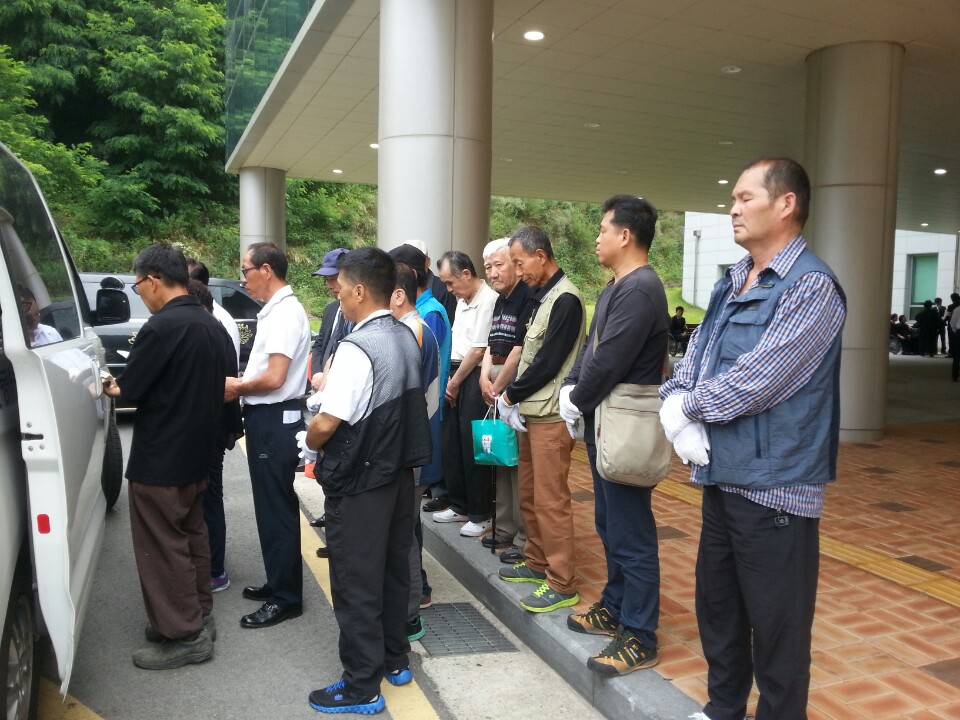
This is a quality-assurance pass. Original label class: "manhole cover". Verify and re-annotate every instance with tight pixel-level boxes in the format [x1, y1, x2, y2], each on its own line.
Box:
[419, 603, 517, 657]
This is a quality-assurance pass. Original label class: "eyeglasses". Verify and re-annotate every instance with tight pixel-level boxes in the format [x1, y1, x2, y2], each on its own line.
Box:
[131, 276, 156, 295]
[240, 264, 263, 278]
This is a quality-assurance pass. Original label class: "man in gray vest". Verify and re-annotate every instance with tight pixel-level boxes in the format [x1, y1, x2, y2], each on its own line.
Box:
[301, 247, 431, 715]
[660, 157, 846, 720]
[496, 225, 585, 613]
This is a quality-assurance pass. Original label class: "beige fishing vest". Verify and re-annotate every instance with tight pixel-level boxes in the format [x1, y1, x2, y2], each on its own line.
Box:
[516, 275, 585, 422]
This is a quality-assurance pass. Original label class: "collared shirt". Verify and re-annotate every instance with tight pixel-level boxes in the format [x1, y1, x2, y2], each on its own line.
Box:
[211, 300, 240, 365]
[31, 323, 63, 347]
[320, 309, 391, 425]
[488, 281, 533, 357]
[450, 281, 498, 361]
[243, 284, 310, 405]
[661, 235, 845, 517]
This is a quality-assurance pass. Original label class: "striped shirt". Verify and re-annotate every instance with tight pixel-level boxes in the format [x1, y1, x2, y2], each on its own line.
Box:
[661, 236, 846, 517]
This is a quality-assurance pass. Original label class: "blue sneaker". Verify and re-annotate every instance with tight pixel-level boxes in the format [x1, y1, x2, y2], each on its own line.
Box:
[309, 680, 385, 715]
[210, 572, 230, 593]
[385, 667, 412, 686]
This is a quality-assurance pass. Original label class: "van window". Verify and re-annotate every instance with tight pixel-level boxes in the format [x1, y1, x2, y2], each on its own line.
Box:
[0, 153, 80, 347]
[218, 285, 261, 320]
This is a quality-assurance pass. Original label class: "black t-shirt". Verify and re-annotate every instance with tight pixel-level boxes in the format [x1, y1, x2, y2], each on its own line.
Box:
[488, 281, 533, 357]
[119, 294, 230, 486]
[567, 265, 669, 420]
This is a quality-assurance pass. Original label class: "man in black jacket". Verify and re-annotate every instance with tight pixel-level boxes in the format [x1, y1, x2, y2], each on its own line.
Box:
[103, 243, 230, 670]
[310, 248, 350, 390]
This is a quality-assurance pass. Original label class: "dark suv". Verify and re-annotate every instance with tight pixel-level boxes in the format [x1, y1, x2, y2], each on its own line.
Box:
[79, 273, 262, 379]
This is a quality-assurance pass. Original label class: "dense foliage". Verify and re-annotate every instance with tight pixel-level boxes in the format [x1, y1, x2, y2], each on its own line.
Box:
[0, 0, 687, 317]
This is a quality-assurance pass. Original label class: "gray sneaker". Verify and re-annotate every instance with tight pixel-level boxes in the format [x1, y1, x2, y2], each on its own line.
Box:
[498, 561, 547, 584]
[144, 614, 217, 644]
[133, 628, 213, 670]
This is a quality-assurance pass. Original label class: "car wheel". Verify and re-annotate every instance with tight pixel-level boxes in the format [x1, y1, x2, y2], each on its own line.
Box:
[101, 418, 123, 510]
[0, 563, 38, 720]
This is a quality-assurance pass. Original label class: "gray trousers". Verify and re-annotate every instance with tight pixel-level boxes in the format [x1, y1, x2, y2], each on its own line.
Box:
[489, 364, 526, 544]
[408, 482, 426, 622]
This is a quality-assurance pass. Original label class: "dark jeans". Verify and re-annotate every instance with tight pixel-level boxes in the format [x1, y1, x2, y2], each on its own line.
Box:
[244, 401, 304, 609]
[586, 442, 660, 648]
[440, 366, 491, 522]
[696, 486, 819, 720]
[326, 472, 414, 696]
[202, 447, 227, 576]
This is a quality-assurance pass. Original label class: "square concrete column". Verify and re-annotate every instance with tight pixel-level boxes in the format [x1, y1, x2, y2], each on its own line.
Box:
[378, 0, 493, 266]
[805, 41, 904, 441]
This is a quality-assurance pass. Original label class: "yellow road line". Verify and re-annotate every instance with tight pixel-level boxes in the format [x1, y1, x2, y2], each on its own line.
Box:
[38, 679, 101, 720]
[655, 477, 960, 609]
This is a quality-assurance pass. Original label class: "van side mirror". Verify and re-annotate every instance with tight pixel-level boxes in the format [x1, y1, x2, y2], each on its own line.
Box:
[95, 288, 130, 324]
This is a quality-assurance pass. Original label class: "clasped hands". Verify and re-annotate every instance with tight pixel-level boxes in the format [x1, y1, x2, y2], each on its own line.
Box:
[659, 393, 710, 467]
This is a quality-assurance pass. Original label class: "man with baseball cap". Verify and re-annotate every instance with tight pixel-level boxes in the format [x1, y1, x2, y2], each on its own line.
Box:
[310, 248, 351, 391]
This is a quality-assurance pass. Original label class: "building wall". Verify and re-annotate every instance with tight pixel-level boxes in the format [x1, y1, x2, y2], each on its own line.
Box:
[682, 212, 960, 314]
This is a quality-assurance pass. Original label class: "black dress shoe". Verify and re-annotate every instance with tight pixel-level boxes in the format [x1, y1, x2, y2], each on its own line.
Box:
[316, 545, 329, 558]
[241, 583, 272, 601]
[482, 532, 514, 549]
[309, 514, 326, 528]
[239, 602, 303, 629]
[422, 498, 450, 513]
[499, 546, 524, 564]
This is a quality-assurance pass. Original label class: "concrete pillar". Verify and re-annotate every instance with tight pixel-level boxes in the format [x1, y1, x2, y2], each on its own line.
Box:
[378, 0, 493, 267]
[239, 166, 286, 258]
[804, 41, 904, 441]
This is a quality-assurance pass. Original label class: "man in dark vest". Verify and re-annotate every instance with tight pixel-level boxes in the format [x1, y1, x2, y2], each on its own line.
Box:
[301, 247, 431, 715]
[660, 157, 846, 720]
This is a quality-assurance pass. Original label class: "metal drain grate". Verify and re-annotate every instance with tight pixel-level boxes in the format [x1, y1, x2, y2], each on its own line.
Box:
[418, 602, 517, 657]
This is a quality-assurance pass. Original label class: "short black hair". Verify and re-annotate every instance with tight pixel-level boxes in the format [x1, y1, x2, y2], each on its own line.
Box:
[186, 258, 210, 285]
[601, 195, 658, 250]
[508, 225, 554, 260]
[438, 250, 478, 277]
[395, 262, 419, 303]
[935, 297, 943, 303]
[247, 242, 288, 281]
[744, 157, 811, 228]
[952, 293, 960, 303]
[187, 279, 213, 312]
[923, 299, 933, 309]
[17, 285, 35, 301]
[676, 306, 684, 312]
[133, 243, 189, 287]
[339, 246, 396, 305]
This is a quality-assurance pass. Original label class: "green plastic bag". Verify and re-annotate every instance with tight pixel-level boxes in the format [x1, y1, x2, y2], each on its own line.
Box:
[472, 406, 519, 467]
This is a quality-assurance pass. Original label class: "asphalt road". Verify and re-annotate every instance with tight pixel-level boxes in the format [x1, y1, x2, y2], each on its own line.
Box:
[37, 414, 601, 720]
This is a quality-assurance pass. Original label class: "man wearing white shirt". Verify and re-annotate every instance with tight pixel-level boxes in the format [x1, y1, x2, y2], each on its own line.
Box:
[433, 250, 498, 537]
[224, 243, 310, 629]
[303, 247, 430, 715]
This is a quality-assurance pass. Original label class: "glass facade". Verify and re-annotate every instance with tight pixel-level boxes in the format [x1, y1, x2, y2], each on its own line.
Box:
[224, 0, 312, 159]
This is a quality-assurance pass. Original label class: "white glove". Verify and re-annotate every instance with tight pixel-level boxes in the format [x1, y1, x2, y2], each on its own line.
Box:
[673, 421, 710, 466]
[565, 420, 579, 440]
[558, 385, 581, 424]
[659, 392, 692, 442]
[296, 430, 318, 463]
[306, 390, 323, 413]
[496, 395, 527, 433]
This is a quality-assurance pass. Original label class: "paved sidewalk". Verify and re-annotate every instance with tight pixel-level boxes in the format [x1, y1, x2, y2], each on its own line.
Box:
[425, 355, 960, 719]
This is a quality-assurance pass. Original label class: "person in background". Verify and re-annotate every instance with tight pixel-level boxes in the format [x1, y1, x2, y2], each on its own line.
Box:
[403, 239, 458, 325]
[18, 285, 63, 347]
[186, 260, 242, 593]
[935, 297, 947, 355]
[309, 248, 351, 392]
[670, 305, 688, 354]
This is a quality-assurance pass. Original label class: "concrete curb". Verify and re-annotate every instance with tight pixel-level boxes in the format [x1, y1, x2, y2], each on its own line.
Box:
[423, 516, 702, 720]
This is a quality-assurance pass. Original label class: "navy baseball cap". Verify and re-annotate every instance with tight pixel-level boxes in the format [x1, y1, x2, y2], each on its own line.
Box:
[312, 248, 349, 276]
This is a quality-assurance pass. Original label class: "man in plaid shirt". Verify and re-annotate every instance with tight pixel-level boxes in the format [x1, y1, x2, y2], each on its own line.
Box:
[660, 157, 846, 720]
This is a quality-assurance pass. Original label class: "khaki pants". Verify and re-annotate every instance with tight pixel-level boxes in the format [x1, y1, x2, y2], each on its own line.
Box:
[517, 421, 576, 595]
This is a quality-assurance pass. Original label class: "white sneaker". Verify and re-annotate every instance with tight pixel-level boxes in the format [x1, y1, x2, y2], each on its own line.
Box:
[459, 520, 492, 537]
[433, 508, 467, 523]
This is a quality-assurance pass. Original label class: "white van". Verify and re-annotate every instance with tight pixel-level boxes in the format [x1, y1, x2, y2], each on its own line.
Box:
[0, 142, 128, 719]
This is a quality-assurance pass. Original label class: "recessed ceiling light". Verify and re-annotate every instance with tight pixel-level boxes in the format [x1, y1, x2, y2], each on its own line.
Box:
[499, 157, 513, 162]
[523, 30, 544, 41]
[721, 65, 742, 74]
[615, 170, 628, 175]
[332, 169, 343, 174]
[637, 197, 644, 200]
[718, 179, 728, 185]
[934, 168, 947, 175]
[369, 143, 379, 149]
[717, 204, 726, 208]
[921, 223, 929, 227]
[584, 122, 600, 128]
[718, 140, 734, 146]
